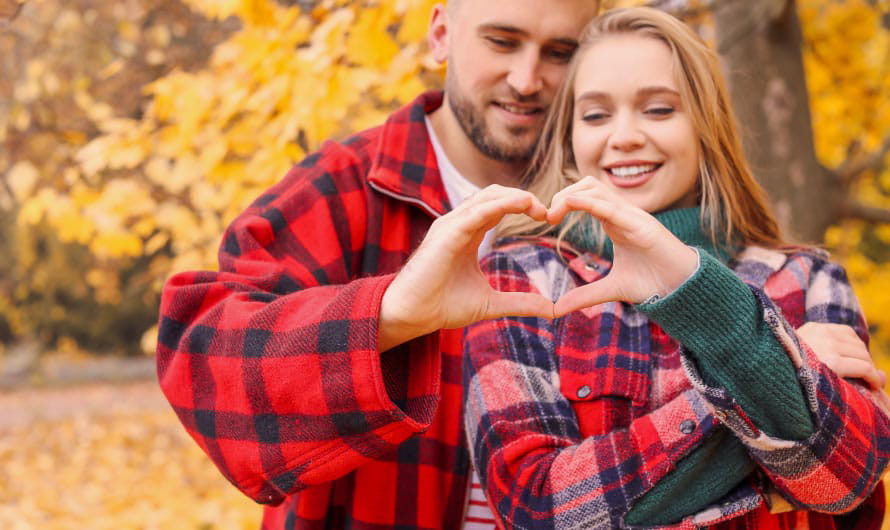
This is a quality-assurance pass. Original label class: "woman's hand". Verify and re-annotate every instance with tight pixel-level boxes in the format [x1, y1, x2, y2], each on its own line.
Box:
[547, 177, 698, 316]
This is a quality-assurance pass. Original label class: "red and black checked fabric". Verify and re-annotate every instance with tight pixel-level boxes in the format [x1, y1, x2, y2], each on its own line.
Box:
[463, 240, 890, 529]
[157, 92, 476, 529]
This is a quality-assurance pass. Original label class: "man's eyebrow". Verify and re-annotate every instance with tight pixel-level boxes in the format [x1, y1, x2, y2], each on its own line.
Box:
[477, 24, 579, 47]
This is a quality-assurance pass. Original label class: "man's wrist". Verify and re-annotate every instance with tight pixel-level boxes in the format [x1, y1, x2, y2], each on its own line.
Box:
[378, 285, 436, 351]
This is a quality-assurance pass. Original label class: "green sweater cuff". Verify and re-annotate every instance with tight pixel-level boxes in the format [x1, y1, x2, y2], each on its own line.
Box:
[625, 429, 753, 526]
[637, 249, 813, 440]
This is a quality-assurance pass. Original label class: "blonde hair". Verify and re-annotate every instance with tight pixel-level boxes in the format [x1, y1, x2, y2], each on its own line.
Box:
[501, 7, 786, 253]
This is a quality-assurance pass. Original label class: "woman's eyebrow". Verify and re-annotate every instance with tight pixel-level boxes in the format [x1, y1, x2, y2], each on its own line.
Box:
[575, 86, 680, 103]
[636, 86, 681, 98]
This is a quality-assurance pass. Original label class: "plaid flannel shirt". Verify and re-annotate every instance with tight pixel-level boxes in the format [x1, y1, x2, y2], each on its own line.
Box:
[464, 240, 890, 529]
[157, 92, 476, 529]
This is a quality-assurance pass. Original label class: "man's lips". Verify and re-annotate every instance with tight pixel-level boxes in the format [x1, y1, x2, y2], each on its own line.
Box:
[492, 101, 543, 116]
[492, 101, 544, 127]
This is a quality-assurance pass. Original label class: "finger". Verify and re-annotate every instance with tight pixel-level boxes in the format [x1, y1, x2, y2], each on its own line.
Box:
[553, 278, 622, 317]
[547, 176, 602, 224]
[561, 196, 644, 234]
[547, 176, 603, 224]
[871, 390, 890, 415]
[450, 194, 547, 237]
[831, 357, 884, 390]
[484, 291, 555, 321]
[464, 186, 548, 219]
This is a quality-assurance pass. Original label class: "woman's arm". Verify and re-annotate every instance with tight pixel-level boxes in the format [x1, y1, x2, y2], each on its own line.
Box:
[545, 178, 890, 514]
[464, 245, 748, 529]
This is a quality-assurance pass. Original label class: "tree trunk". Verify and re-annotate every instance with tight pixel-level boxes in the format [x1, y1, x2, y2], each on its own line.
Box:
[714, 0, 837, 243]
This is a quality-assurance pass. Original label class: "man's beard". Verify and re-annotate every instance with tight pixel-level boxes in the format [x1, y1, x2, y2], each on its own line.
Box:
[447, 87, 540, 164]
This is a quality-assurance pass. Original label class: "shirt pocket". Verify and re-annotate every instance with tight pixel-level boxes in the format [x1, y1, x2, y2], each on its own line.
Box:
[558, 345, 651, 437]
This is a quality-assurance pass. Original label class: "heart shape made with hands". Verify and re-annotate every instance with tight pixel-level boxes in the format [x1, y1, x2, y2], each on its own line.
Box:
[380, 179, 699, 350]
[531, 178, 700, 316]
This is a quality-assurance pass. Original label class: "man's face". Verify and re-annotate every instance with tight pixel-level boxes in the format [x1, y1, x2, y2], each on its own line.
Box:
[431, 0, 598, 164]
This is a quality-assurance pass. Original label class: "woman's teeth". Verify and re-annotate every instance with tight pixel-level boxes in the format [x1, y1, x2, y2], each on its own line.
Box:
[608, 164, 658, 177]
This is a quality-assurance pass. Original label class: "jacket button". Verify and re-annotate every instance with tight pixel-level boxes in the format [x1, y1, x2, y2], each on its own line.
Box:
[576, 385, 591, 399]
[679, 419, 696, 434]
[584, 262, 599, 271]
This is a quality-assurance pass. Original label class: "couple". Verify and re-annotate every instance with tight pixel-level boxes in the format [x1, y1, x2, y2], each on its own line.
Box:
[156, 1, 890, 529]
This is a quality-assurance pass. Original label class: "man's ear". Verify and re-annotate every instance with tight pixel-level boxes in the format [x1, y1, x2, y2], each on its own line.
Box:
[428, 4, 449, 65]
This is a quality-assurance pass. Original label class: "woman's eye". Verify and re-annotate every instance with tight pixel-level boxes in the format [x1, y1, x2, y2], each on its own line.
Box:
[646, 107, 674, 116]
[581, 112, 608, 122]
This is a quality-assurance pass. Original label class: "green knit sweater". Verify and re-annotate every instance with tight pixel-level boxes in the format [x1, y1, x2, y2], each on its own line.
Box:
[566, 208, 814, 527]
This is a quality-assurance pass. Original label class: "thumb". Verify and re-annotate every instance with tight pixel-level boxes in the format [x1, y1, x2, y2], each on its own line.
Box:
[554, 278, 621, 317]
[484, 291, 555, 321]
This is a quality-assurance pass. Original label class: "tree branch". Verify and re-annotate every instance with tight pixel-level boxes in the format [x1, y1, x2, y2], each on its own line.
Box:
[834, 136, 890, 183]
[843, 200, 890, 225]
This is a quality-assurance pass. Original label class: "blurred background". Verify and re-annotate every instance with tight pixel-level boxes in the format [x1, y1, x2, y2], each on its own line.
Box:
[0, 0, 887, 528]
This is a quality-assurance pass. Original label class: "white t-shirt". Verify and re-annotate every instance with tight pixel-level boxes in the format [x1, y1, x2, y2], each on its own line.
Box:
[425, 118, 496, 259]
[425, 117, 498, 529]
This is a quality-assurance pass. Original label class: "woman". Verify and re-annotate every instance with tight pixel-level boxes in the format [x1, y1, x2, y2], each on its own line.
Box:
[463, 7, 890, 529]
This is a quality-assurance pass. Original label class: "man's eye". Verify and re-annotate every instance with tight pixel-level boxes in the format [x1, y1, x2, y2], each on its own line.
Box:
[486, 37, 517, 49]
[545, 48, 575, 63]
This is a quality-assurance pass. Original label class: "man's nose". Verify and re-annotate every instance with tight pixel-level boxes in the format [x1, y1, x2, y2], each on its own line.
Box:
[506, 50, 544, 96]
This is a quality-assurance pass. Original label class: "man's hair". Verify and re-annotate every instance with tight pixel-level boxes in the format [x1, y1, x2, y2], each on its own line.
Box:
[500, 7, 786, 252]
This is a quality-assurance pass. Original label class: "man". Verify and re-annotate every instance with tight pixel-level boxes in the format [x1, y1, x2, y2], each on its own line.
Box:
[156, 1, 882, 528]
[158, 2, 597, 528]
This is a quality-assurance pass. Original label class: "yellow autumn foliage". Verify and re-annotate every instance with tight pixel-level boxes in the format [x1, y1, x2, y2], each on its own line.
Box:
[799, 0, 890, 358]
[3, 0, 890, 358]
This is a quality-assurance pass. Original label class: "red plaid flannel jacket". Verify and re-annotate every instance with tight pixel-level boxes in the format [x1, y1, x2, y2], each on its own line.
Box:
[464, 240, 890, 529]
[157, 92, 475, 529]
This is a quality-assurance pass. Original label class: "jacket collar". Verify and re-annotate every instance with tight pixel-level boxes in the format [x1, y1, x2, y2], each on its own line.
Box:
[367, 91, 450, 218]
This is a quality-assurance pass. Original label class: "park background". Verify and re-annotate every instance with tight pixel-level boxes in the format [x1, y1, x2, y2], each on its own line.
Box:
[0, 0, 888, 527]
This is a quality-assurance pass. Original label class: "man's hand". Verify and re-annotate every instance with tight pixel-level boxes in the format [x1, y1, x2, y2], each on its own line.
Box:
[378, 185, 555, 351]
[798, 322, 885, 389]
[799, 322, 890, 414]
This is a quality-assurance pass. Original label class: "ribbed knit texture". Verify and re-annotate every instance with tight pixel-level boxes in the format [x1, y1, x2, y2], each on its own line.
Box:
[605, 208, 813, 526]
[562, 206, 733, 262]
[626, 429, 755, 526]
[638, 249, 814, 439]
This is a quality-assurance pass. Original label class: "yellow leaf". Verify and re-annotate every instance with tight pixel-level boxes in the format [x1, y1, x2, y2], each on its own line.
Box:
[346, 5, 400, 69]
[6, 160, 40, 201]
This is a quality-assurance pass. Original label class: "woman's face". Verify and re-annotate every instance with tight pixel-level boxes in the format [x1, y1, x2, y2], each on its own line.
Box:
[571, 34, 701, 214]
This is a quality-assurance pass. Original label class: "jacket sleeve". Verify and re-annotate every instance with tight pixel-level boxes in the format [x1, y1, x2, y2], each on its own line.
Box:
[156, 142, 441, 505]
[463, 250, 724, 529]
[643, 250, 890, 514]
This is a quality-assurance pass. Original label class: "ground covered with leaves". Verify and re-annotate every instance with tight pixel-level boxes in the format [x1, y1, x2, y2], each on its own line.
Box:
[3, 380, 890, 528]
[0, 382, 261, 529]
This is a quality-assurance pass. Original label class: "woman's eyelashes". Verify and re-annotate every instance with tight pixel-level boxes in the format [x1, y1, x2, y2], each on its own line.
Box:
[580, 110, 609, 122]
[645, 105, 675, 117]
[579, 104, 676, 123]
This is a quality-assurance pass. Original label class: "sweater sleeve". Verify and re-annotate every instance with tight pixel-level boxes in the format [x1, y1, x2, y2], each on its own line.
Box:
[638, 249, 890, 513]
[156, 143, 441, 505]
[637, 249, 812, 440]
